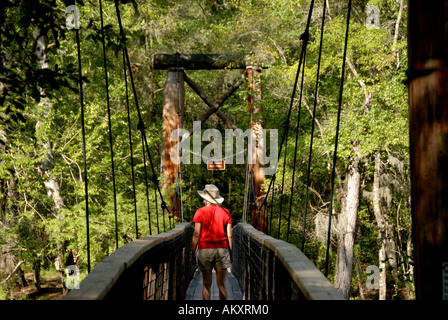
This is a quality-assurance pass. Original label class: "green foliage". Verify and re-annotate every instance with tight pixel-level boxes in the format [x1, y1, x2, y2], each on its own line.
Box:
[1, 0, 412, 299]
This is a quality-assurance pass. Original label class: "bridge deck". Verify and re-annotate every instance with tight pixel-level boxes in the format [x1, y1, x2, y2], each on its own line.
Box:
[186, 269, 243, 300]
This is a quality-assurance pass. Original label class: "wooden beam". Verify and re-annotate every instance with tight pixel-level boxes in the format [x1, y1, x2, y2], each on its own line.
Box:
[183, 73, 238, 131]
[154, 53, 247, 70]
[408, 0, 448, 300]
[184, 78, 244, 139]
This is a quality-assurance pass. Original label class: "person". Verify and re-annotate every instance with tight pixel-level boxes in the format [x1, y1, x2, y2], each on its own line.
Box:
[191, 184, 233, 300]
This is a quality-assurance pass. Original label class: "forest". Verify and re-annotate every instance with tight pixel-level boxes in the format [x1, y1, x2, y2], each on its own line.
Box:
[0, 0, 411, 300]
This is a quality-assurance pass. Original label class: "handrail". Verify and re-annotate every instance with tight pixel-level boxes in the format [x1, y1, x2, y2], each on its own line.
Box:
[63, 222, 194, 300]
[232, 222, 343, 300]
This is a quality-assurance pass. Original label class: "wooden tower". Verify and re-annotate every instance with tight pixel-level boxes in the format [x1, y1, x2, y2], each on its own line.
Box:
[408, 0, 448, 300]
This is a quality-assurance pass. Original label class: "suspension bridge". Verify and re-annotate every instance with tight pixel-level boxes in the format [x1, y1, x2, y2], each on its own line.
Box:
[60, 0, 448, 301]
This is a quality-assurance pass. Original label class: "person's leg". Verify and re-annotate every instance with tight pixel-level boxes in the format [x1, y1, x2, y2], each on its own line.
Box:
[214, 248, 231, 300]
[201, 270, 212, 300]
[197, 249, 214, 300]
[215, 268, 228, 300]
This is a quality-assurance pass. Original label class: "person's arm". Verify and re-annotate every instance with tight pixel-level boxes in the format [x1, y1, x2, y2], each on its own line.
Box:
[226, 223, 233, 251]
[191, 222, 201, 264]
[226, 223, 233, 262]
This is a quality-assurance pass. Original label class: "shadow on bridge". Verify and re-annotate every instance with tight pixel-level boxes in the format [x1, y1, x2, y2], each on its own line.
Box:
[63, 222, 342, 300]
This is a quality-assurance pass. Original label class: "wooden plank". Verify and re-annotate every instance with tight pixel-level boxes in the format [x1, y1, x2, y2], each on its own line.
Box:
[154, 54, 247, 70]
[185, 270, 201, 300]
[408, 0, 448, 300]
[186, 269, 243, 300]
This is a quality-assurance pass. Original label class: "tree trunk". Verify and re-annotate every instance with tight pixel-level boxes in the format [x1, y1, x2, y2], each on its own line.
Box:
[34, 29, 64, 214]
[373, 149, 387, 300]
[33, 29, 66, 275]
[17, 266, 28, 288]
[406, 232, 414, 282]
[354, 256, 365, 300]
[0, 131, 15, 286]
[0, 132, 19, 291]
[385, 220, 399, 284]
[335, 153, 361, 299]
[33, 259, 41, 291]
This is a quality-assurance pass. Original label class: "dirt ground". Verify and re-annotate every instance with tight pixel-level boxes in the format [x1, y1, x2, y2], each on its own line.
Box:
[10, 272, 64, 300]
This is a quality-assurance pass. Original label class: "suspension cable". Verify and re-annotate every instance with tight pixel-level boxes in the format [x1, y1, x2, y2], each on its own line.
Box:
[243, 67, 256, 223]
[114, 0, 167, 226]
[286, 47, 307, 243]
[325, 0, 352, 277]
[277, 121, 289, 239]
[260, 0, 315, 240]
[268, 173, 276, 235]
[75, 27, 90, 273]
[222, 0, 316, 238]
[99, 0, 121, 247]
[301, 0, 327, 253]
[122, 49, 141, 237]
[154, 169, 160, 233]
[248, 67, 255, 222]
[175, 54, 183, 223]
[139, 126, 152, 235]
[242, 154, 250, 223]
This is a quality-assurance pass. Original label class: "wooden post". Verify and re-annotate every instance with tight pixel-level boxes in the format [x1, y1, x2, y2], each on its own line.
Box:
[161, 69, 184, 218]
[155, 54, 269, 223]
[408, 0, 448, 300]
[245, 66, 267, 233]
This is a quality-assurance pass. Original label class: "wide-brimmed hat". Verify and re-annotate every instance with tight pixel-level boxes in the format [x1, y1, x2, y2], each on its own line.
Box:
[197, 184, 224, 204]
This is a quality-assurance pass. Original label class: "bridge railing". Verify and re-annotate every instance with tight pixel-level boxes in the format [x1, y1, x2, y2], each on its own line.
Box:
[63, 222, 194, 300]
[232, 222, 343, 300]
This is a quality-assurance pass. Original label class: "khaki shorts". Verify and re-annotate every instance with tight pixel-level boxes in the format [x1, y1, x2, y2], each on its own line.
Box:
[197, 248, 231, 271]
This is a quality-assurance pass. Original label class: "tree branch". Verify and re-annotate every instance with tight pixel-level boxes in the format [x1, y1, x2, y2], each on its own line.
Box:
[393, 0, 405, 68]
[1, 260, 25, 285]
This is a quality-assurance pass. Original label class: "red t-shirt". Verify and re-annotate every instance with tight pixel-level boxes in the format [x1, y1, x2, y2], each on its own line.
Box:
[192, 205, 232, 249]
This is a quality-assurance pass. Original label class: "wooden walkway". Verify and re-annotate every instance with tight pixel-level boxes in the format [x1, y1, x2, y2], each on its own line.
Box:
[186, 269, 243, 300]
